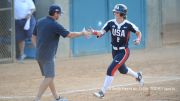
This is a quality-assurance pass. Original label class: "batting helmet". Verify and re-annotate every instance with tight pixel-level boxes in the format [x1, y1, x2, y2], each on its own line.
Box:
[112, 4, 127, 16]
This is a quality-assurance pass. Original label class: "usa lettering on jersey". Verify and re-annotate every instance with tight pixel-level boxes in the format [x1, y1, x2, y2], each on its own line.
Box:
[112, 29, 125, 37]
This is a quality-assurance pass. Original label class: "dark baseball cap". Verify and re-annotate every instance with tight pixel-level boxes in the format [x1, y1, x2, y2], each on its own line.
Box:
[49, 4, 63, 14]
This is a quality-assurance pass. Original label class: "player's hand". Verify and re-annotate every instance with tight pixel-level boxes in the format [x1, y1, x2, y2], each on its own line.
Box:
[81, 28, 92, 38]
[87, 28, 99, 36]
[133, 39, 141, 45]
[86, 28, 94, 34]
[86, 27, 104, 38]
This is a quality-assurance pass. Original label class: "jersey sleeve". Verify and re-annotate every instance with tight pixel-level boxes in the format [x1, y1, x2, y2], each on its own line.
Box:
[56, 23, 70, 38]
[102, 21, 111, 32]
[129, 22, 140, 33]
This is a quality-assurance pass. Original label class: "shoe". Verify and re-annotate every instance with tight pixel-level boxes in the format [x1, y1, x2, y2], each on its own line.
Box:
[17, 54, 26, 62]
[54, 96, 68, 101]
[20, 54, 26, 60]
[136, 72, 144, 86]
[93, 90, 104, 98]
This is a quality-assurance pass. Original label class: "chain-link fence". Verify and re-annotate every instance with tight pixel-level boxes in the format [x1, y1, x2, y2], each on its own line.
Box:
[0, 0, 15, 63]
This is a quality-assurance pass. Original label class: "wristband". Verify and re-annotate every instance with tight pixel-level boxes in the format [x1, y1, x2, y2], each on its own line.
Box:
[93, 31, 98, 36]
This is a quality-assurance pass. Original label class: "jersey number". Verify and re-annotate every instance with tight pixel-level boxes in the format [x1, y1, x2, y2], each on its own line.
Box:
[117, 37, 120, 42]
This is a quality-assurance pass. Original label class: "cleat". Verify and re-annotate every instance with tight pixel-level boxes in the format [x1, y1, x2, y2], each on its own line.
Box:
[93, 90, 104, 98]
[136, 72, 144, 86]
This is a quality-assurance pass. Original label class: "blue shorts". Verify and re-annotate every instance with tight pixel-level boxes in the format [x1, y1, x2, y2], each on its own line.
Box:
[15, 16, 36, 41]
[37, 60, 55, 78]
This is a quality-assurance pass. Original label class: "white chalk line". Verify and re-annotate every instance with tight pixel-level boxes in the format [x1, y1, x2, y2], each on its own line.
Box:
[0, 76, 180, 99]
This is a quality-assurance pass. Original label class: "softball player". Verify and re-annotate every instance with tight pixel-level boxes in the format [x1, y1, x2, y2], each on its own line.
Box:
[91, 4, 144, 98]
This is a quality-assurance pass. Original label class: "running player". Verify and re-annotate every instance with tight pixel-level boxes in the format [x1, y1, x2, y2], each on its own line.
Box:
[90, 4, 144, 98]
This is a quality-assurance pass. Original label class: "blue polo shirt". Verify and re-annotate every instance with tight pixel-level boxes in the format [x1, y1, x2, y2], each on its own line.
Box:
[33, 16, 69, 61]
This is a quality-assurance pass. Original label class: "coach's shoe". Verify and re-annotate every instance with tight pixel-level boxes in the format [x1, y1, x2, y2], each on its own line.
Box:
[94, 90, 104, 99]
[136, 72, 144, 86]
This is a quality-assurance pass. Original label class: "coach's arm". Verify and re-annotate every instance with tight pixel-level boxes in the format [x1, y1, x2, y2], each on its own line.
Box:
[66, 31, 90, 38]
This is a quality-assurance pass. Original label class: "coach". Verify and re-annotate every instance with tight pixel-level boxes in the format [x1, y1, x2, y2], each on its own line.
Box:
[33, 4, 90, 101]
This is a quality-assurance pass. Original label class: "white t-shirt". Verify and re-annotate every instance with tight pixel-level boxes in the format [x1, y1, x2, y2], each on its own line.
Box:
[14, 0, 35, 20]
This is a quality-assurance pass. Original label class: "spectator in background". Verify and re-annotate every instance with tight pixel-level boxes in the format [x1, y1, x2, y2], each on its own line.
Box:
[14, 0, 36, 62]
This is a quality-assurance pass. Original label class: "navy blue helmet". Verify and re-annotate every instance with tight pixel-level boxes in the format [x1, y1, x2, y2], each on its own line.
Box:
[112, 4, 127, 15]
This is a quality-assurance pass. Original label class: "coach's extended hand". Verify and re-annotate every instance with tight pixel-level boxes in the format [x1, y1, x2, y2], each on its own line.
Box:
[81, 28, 92, 38]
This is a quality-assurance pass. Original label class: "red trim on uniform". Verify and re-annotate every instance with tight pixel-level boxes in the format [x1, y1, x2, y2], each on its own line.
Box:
[111, 48, 129, 76]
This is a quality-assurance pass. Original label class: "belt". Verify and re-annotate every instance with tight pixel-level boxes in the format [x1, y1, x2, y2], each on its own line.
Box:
[113, 46, 125, 50]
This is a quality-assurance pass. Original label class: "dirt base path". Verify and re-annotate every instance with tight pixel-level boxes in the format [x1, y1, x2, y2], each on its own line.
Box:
[0, 45, 180, 101]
